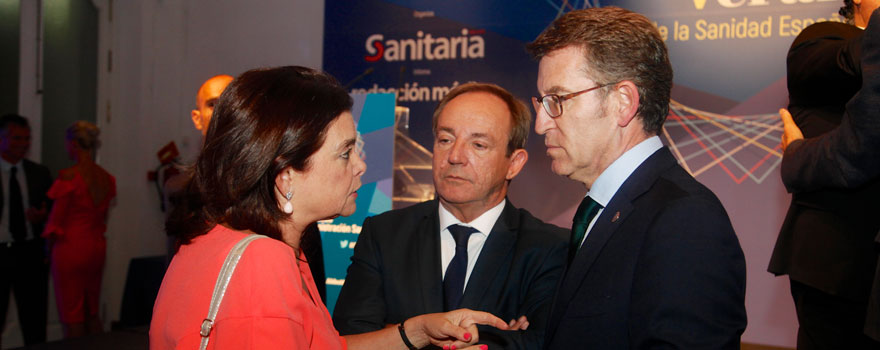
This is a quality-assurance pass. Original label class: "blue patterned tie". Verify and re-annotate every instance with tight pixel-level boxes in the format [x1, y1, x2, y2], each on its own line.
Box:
[569, 196, 602, 264]
[443, 224, 477, 311]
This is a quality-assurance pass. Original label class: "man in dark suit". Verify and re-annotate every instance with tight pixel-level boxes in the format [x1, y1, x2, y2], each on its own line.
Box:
[526, 7, 747, 349]
[779, 6, 880, 343]
[769, 2, 880, 348]
[333, 83, 568, 349]
[0, 114, 52, 346]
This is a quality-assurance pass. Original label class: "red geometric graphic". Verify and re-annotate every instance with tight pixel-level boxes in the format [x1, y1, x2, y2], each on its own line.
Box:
[663, 100, 782, 184]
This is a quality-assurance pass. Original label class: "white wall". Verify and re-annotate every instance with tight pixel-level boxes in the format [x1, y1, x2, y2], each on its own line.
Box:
[93, 0, 325, 329]
[17, 0, 41, 160]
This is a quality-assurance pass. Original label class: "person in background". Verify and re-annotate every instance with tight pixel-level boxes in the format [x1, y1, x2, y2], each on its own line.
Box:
[779, 6, 880, 344]
[0, 113, 52, 347]
[190, 74, 234, 137]
[768, 1, 880, 348]
[162, 75, 234, 256]
[333, 82, 567, 349]
[150, 66, 508, 349]
[163, 75, 234, 220]
[527, 7, 746, 349]
[43, 121, 115, 338]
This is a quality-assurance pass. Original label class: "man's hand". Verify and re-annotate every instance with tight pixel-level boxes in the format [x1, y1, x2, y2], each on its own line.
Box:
[26, 202, 48, 223]
[507, 315, 529, 331]
[780, 108, 804, 152]
[407, 308, 509, 349]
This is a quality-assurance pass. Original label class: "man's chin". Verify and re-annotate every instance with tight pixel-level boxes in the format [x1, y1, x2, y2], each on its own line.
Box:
[550, 161, 571, 177]
[436, 192, 476, 206]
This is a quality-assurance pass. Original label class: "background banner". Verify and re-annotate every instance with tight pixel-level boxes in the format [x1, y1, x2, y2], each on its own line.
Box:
[324, 0, 845, 346]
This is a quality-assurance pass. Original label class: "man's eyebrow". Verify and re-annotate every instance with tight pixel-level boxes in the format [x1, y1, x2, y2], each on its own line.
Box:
[542, 85, 567, 95]
[437, 126, 490, 140]
[469, 132, 490, 140]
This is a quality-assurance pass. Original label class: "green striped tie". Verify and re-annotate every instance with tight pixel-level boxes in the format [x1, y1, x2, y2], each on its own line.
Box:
[569, 196, 602, 264]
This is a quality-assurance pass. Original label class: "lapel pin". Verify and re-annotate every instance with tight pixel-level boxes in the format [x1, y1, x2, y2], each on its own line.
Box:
[611, 211, 620, 223]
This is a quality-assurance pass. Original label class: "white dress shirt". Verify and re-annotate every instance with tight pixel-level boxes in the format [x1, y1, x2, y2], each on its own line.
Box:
[577, 136, 663, 248]
[438, 199, 506, 292]
[0, 158, 33, 242]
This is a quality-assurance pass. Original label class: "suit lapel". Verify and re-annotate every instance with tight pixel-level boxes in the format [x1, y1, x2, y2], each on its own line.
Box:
[546, 148, 677, 342]
[555, 201, 633, 305]
[545, 197, 635, 340]
[418, 200, 445, 312]
[459, 200, 518, 309]
[22, 160, 35, 206]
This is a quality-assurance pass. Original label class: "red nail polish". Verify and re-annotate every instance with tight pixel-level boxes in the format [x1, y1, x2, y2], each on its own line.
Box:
[464, 332, 472, 341]
[443, 346, 449, 350]
[450, 345, 457, 350]
[480, 345, 488, 350]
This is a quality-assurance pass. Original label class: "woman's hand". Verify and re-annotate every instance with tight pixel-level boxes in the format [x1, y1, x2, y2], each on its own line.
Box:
[453, 345, 489, 350]
[405, 308, 508, 349]
[343, 309, 508, 350]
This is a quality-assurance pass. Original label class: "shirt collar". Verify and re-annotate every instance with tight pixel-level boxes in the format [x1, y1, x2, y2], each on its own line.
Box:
[587, 136, 663, 207]
[438, 198, 506, 236]
[0, 157, 21, 171]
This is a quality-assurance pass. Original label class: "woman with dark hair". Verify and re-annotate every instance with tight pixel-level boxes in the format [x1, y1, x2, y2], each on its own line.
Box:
[43, 121, 115, 338]
[150, 66, 505, 350]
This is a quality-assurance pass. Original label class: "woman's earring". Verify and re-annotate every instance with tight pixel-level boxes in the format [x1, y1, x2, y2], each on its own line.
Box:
[283, 190, 294, 214]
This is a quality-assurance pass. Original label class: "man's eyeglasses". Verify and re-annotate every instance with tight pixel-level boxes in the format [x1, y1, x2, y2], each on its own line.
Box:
[532, 83, 615, 118]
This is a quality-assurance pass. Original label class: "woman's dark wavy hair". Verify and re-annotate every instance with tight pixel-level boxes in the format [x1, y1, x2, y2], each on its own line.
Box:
[167, 66, 353, 247]
[840, 0, 855, 23]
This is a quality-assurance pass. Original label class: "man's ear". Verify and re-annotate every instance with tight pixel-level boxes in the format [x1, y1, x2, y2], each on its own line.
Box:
[506, 149, 528, 180]
[611, 81, 640, 128]
[191, 110, 203, 131]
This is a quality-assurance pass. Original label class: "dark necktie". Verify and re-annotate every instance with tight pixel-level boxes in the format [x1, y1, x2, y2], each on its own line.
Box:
[9, 166, 26, 241]
[569, 196, 602, 264]
[443, 224, 477, 311]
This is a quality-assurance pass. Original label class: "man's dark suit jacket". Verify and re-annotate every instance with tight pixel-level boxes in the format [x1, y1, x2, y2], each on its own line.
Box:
[0, 159, 53, 237]
[769, 21, 880, 305]
[780, 9, 880, 341]
[544, 148, 747, 350]
[782, 11, 880, 191]
[333, 199, 567, 349]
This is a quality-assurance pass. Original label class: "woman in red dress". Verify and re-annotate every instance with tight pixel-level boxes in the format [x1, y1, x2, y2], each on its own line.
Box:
[43, 121, 115, 338]
[150, 66, 507, 350]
